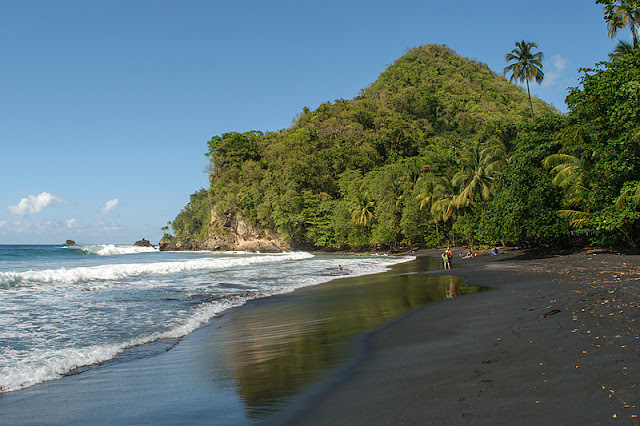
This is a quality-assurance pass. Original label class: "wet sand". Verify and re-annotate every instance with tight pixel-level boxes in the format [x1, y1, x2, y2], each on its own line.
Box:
[289, 248, 640, 425]
[3, 249, 639, 425]
[0, 255, 482, 425]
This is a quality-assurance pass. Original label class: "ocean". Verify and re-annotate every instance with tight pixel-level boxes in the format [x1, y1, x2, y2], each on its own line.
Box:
[0, 244, 415, 395]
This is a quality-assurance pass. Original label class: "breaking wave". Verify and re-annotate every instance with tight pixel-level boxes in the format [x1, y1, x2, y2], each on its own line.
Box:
[0, 252, 314, 288]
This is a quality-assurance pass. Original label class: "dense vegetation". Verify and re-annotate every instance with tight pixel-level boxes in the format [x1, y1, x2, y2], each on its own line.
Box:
[162, 188, 211, 242]
[166, 3, 640, 250]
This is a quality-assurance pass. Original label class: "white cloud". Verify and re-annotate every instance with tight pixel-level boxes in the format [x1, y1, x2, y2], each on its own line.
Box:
[550, 54, 569, 72]
[541, 55, 571, 88]
[101, 199, 119, 215]
[66, 218, 77, 229]
[0, 220, 6, 229]
[7, 192, 65, 216]
[89, 220, 123, 233]
[6, 218, 65, 234]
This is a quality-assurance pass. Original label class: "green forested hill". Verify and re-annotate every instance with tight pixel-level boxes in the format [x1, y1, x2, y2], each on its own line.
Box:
[166, 44, 640, 250]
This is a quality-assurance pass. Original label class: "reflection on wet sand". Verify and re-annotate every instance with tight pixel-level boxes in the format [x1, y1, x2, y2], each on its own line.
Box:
[209, 258, 491, 419]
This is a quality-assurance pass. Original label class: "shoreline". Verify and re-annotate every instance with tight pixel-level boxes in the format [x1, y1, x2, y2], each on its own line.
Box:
[3, 248, 639, 423]
[288, 248, 640, 425]
[0, 252, 453, 424]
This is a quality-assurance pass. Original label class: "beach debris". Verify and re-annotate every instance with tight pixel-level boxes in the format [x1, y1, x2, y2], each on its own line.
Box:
[538, 309, 561, 318]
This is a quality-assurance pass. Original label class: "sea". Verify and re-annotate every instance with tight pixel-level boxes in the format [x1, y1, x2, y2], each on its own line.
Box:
[0, 244, 414, 394]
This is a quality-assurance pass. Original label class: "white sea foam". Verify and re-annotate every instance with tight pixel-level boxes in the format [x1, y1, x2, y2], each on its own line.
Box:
[0, 252, 314, 288]
[0, 251, 414, 393]
[78, 244, 159, 256]
[0, 298, 241, 393]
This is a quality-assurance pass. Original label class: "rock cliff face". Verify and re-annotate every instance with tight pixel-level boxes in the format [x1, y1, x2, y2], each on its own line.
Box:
[160, 208, 289, 252]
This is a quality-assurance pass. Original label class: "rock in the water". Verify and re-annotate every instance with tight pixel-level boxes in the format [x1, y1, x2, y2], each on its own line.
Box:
[61, 239, 76, 246]
[134, 238, 153, 247]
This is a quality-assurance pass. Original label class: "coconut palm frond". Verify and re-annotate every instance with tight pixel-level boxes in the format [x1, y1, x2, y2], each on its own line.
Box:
[616, 181, 640, 208]
[610, 40, 637, 60]
[543, 153, 582, 169]
[416, 176, 437, 210]
[351, 193, 375, 227]
[556, 126, 587, 147]
[557, 209, 591, 228]
[431, 177, 458, 224]
[550, 164, 583, 189]
[604, 1, 640, 47]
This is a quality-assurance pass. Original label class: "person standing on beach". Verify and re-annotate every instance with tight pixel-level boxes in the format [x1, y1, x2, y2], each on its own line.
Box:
[442, 251, 450, 269]
[442, 247, 452, 269]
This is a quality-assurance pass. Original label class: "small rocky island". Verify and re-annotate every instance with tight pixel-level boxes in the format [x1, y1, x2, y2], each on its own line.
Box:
[60, 239, 76, 246]
[134, 238, 155, 248]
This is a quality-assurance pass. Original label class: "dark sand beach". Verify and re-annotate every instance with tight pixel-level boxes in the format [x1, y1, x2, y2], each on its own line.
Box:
[289, 248, 640, 425]
[0, 255, 483, 425]
[2, 249, 640, 425]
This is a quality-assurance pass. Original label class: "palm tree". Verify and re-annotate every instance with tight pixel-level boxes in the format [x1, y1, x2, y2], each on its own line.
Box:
[416, 175, 437, 211]
[430, 177, 459, 245]
[351, 192, 375, 227]
[610, 40, 637, 60]
[599, 0, 640, 47]
[431, 177, 458, 225]
[415, 174, 442, 237]
[543, 153, 592, 228]
[504, 41, 544, 124]
[544, 125, 596, 193]
[543, 153, 589, 193]
[453, 140, 506, 208]
[616, 182, 640, 208]
[556, 204, 592, 229]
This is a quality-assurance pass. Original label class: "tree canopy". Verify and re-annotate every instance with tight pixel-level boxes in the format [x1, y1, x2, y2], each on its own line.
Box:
[167, 31, 640, 250]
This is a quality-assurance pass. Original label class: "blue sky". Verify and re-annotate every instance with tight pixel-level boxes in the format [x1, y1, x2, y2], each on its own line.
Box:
[0, 0, 628, 244]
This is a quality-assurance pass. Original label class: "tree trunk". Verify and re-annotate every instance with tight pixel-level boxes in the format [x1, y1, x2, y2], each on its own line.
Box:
[621, 223, 637, 248]
[526, 80, 535, 124]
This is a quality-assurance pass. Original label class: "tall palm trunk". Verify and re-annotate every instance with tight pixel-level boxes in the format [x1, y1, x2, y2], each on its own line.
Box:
[526, 80, 535, 124]
[504, 40, 544, 124]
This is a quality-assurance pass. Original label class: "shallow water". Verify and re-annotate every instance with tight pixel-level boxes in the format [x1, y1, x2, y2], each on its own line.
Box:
[215, 257, 490, 420]
[0, 252, 490, 424]
[0, 245, 409, 394]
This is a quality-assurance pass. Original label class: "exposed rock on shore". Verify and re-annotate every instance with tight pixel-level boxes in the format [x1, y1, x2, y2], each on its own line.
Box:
[160, 209, 289, 253]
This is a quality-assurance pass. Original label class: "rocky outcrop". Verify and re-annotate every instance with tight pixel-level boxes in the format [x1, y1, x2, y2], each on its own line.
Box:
[160, 208, 290, 252]
[159, 241, 201, 251]
[134, 238, 154, 247]
[61, 239, 76, 246]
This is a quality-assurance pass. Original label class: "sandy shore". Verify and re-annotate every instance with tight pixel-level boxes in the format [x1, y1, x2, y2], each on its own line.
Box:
[0, 254, 474, 425]
[2, 249, 639, 424]
[288, 248, 640, 425]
